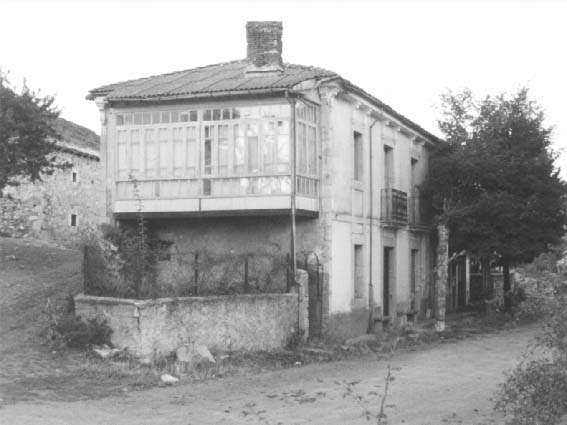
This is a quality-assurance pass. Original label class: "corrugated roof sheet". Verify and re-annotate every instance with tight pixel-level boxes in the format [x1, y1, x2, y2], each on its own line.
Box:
[88, 60, 336, 101]
[87, 59, 440, 142]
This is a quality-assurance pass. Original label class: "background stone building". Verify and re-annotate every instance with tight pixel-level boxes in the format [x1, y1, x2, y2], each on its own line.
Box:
[0, 118, 104, 247]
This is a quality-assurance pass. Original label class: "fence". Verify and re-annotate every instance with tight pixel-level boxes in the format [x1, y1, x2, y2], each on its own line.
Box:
[83, 242, 299, 300]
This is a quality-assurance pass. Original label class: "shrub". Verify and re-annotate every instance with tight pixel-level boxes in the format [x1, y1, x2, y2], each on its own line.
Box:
[54, 315, 112, 349]
[496, 244, 567, 424]
[497, 360, 567, 425]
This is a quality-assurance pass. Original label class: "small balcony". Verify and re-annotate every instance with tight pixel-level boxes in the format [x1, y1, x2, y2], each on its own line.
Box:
[113, 174, 319, 218]
[408, 190, 434, 231]
[380, 188, 408, 227]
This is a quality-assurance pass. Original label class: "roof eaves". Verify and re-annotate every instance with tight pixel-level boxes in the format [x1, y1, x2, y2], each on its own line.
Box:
[106, 87, 293, 103]
[340, 79, 443, 144]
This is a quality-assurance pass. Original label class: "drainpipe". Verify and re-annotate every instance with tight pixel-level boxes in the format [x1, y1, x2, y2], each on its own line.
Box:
[367, 117, 380, 333]
[285, 91, 298, 285]
[286, 91, 300, 333]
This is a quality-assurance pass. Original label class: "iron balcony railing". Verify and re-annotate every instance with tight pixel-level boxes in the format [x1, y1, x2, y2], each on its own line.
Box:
[380, 188, 408, 225]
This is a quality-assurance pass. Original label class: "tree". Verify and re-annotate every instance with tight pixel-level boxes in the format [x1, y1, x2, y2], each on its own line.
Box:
[0, 73, 63, 192]
[423, 88, 567, 311]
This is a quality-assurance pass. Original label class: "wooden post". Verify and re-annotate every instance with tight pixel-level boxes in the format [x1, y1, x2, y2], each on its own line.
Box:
[244, 256, 249, 293]
[194, 252, 199, 295]
[434, 224, 449, 331]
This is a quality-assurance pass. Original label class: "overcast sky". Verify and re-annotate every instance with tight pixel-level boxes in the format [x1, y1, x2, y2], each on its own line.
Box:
[2, 0, 566, 177]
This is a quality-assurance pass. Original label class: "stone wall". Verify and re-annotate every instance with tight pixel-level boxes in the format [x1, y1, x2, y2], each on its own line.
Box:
[0, 149, 104, 247]
[75, 269, 308, 360]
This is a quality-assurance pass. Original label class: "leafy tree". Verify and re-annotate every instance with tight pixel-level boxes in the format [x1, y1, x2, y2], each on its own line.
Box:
[0, 72, 63, 192]
[424, 88, 567, 311]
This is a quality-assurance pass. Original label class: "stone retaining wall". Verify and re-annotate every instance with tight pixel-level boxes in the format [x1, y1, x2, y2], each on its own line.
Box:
[75, 270, 308, 360]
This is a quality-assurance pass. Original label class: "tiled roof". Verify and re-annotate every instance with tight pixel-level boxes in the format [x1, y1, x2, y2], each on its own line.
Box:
[87, 60, 337, 101]
[88, 60, 440, 142]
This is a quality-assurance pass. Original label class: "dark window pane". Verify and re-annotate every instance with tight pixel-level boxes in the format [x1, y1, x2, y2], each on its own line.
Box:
[222, 108, 231, 120]
[180, 113, 189, 122]
[203, 179, 211, 196]
[171, 111, 179, 122]
[203, 110, 212, 121]
[161, 111, 170, 123]
[213, 109, 221, 120]
[190, 110, 198, 121]
[232, 108, 240, 119]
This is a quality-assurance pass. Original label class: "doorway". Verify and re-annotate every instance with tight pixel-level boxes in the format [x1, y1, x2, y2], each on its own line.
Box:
[383, 247, 394, 317]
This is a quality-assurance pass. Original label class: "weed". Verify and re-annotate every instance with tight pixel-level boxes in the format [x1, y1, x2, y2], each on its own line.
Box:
[53, 315, 112, 349]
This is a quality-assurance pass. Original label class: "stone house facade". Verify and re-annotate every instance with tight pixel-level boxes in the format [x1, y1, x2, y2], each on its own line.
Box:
[0, 119, 104, 247]
[87, 22, 441, 340]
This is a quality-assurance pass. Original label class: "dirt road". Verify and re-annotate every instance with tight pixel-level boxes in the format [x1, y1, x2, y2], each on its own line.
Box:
[0, 325, 535, 425]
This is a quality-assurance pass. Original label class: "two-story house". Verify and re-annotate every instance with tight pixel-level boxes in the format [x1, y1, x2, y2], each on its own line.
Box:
[87, 21, 441, 340]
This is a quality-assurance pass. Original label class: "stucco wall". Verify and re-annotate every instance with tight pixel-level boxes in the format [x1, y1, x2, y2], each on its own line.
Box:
[0, 150, 104, 247]
[75, 292, 300, 359]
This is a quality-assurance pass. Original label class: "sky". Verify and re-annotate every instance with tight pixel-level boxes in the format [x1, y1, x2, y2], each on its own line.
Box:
[2, 0, 566, 177]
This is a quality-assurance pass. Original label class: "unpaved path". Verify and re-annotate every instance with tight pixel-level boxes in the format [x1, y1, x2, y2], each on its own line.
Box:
[0, 325, 536, 425]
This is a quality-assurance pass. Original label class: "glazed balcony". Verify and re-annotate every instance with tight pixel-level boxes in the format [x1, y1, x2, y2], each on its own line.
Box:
[110, 102, 320, 218]
[380, 188, 408, 227]
[113, 174, 319, 217]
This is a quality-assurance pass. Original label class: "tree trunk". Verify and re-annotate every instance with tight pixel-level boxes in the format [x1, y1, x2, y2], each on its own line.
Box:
[434, 224, 449, 330]
[502, 258, 512, 312]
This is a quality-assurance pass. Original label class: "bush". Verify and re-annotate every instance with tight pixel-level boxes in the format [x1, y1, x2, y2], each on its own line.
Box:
[497, 360, 567, 425]
[54, 315, 112, 349]
[496, 247, 567, 424]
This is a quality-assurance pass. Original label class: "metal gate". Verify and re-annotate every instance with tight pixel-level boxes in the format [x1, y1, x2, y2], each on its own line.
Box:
[298, 252, 323, 339]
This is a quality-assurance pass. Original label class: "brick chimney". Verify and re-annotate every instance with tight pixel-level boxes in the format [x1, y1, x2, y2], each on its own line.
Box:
[246, 21, 283, 74]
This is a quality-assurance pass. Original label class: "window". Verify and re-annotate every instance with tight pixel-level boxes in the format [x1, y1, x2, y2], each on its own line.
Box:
[218, 125, 229, 176]
[158, 128, 169, 176]
[144, 129, 157, 177]
[71, 171, 78, 183]
[247, 123, 259, 173]
[298, 123, 307, 174]
[353, 131, 363, 182]
[354, 244, 364, 299]
[410, 249, 419, 310]
[70, 214, 77, 227]
[203, 125, 214, 175]
[384, 145, 394, 188]
[411, 158, 419, 191]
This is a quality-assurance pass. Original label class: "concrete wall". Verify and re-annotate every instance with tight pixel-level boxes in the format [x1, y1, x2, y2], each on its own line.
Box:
[75, 291, 301, 359]
[0, 150, 104, 247]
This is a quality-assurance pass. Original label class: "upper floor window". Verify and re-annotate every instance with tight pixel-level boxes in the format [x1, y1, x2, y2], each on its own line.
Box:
[353, 131, 363, 182]
[384, 145, 394, 188]
[71, 171, 78, 183]
[296, 102, 318, 177]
